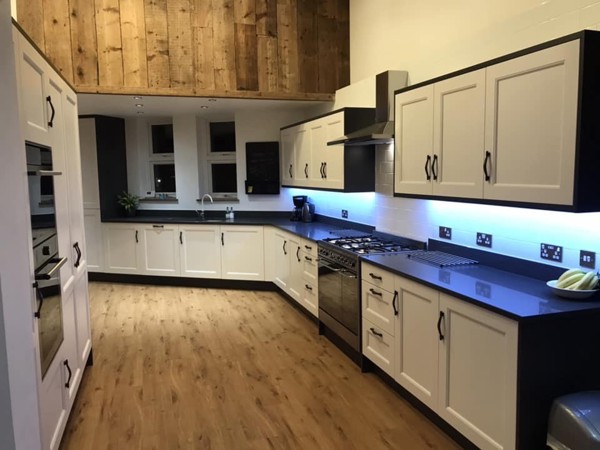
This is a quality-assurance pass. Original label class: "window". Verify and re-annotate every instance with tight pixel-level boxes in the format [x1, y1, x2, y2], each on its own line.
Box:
[209, 162, 237, 195]
[209, 122, 236, 154]
[206, 121, 237, 199]
[151, 124, 174, 155]
[152, 162, 176, 193]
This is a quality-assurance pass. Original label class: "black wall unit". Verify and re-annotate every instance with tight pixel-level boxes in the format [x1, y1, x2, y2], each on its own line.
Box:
[245, 141, 280, 195]
[80, 115, 128, 220]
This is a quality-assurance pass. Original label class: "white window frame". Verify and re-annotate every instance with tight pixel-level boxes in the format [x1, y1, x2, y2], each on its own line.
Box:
[149, 160, 177, 195]
[207, 160, 238, 200]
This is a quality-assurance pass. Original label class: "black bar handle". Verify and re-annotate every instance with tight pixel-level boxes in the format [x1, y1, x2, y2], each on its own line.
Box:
[64, 360, 72, 388]
[296, 246, 301, 262]
[46, 95, 55, 127]
[283, 240, 287, 255]
[304, 255, 312, 262]
[289, 164, 292, 178]
[432, 155, 439, 181]
[135, 230, 138, 243]
[179, 231, 183, 245]
[305, 284, 313, 291]
[369, 272, 382, 281]
[437, 311, 445, 341]
[483, 151, 491, 182]
[304, 163, 309, 178]
[221, 232, 224, 246]
[369, 288, 383, 297]
[304, 244, 312, 251]
[73, 242, 81, 268]
[370, 327, 383, 338]
[323, 162, 327, 178]
[424, 155, 432, 181]
[152, 224, 164, 229]
[392, 290, 399, 316]
[33, 282, 44, 319]
[319, 162, 324, 178]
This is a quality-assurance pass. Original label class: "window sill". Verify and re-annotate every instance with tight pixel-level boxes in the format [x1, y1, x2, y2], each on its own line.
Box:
[196, 197, 239, 203]
[140, 197, 179, 203]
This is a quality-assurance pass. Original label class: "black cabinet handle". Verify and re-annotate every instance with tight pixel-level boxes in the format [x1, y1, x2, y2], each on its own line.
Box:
[46, 95, 55, 127]
[179, 231, 183, 244]
[370, 327, 383, 338]
[221, 232, 224, 246]
[432, 155, 439, 181]
[424, 155, 432, 181]
[483, 151, 491, 182]
[392, 290, 399, 316]
[73, 242, 81, 268]
[369, 272, 382, 281]
[305, 284, 313, 291]
[283, 240, 287, 255]
[437, 311, 445, 341]
[369, 288, 383, 297]
[304, 244, 312, 251]
[289, 164, 292, 178]
[304, 163, 309, 178]
[304, 255, 312, 262]
[319, 162, 325, 178]
[135, 230, 138, 243]
[323, 162, 327, 178]
[296, 246, 301, 262]
[152, 224, 164, 229]
[33, 282, 44, 319]
[64, 360, 72, 388]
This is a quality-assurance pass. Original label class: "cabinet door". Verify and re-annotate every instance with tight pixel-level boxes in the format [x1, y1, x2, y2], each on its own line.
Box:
[362, 280, 395, 336]
[103, 224, 141, 273]
[433, 70, 485, 198]
[73, 275, 92, 370]
[280, 128, 295, 185]
[395, 277, 439, 411]
[394, 85, 434, 195]
[139, 224, 180, 276]
[308, 119, 326, 188]
[362, 319, 395, 377]
[221, 226, 265, 280]
[288, 237, 303, 301]
[322, 113, 345, 189]
[438, 294, 518, 450]
[293, 126, 310, 186]
[61, 290, 81, 407]
[13, 28, 53, 146]
[483, 40, 579, 205]
[266, 228, 291, 289]
[39, 347, 68, 450]
[83, 209, 103, 272]
[180, 225, 221, 278]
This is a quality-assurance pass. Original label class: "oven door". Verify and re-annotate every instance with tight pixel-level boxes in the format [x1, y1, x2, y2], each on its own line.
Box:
[318, 256, 359, 336]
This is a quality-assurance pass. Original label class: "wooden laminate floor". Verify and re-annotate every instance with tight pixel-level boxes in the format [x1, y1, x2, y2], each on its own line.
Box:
[60, 282, 461, 450]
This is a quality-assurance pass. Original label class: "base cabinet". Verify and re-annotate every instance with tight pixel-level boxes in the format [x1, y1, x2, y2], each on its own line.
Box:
[103, 223, 142, 274]
[39, 349, 68, 450]
[139, 224, 180, 276]
[361, 263, 517, 450]
[179, 225, 222, 278]
[221, 226, 265, 281]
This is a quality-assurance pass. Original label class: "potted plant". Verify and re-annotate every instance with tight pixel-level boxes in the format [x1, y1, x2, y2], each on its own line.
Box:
[117, 191, 139, 217]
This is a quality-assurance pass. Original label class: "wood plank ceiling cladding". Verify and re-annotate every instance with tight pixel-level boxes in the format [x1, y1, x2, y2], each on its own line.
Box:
[16, 0, 348, 100]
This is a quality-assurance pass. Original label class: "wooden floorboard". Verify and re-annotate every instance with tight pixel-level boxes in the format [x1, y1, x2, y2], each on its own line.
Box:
[59, 282, 462, 449]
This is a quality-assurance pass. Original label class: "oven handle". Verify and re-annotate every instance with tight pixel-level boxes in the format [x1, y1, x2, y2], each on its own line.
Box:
[339, 270, 357, 279]
[35, 256, 67, 280]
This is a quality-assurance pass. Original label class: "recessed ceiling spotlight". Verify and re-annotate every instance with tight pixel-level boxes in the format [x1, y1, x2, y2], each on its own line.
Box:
[135, 104, 144, 107]
[136, 111, 144, 114]
[200, 105, 209, 109]
[208, 98, 217, 102]
[133, 96, 143, 100]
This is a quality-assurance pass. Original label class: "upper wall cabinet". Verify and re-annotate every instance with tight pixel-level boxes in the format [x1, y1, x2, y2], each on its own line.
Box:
[281, 108, 376, 192]
[394, 31, 600, 212]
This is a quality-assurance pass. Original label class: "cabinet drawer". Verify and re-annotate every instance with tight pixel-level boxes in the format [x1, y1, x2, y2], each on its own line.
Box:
[362, 319, 395, 377]
[301, 250, 318, 282]
[300, 239, 318, 258]
[362, 263, 395, 292]
[362, 281, 396, 335]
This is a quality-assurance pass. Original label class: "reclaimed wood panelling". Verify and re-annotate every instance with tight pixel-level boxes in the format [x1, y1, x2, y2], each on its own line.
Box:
[212, 0, 236, 91]
[16, 0, 45, 50]
[16, 0, 349, 100]
[43, 0, 73, 82]
[145, 0, 170, 88]
[167, 0, 195, 88]
[119, 0, 148, 88]
[95, 0, 124, 86]
[70, 0, 99, 86]
[192, 0, 216, 90]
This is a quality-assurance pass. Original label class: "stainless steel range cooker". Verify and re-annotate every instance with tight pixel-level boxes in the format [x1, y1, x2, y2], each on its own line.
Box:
[317, 231, 425, 362]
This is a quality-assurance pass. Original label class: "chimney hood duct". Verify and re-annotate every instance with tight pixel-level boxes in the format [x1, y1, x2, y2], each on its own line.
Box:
[328, 71, 408, 146]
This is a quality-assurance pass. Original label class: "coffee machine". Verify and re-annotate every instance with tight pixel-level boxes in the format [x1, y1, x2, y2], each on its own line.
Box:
[291, 195, 307, 221]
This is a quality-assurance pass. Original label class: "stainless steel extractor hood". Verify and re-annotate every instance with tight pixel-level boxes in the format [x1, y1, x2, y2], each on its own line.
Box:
[328, 71, 408, 146]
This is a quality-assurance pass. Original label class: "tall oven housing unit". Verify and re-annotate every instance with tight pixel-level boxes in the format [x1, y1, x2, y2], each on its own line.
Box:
[13, 25, 93, 450]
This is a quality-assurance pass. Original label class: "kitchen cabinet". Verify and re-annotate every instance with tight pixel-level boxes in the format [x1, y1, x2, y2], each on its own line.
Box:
[361, 262, 517, 450]
[38, 346, 68, 450]
[83, 209, 103, 272]
[281, 108, 376, 192]
[298, 241, 318, 316]
[179, 224, 222, 278]
[139, 224, 181, 276]
[265, 228, 291, 290]
[221, 225, 265, 281]
[394, 32, 600, 211]
[103, 223, 142, 274]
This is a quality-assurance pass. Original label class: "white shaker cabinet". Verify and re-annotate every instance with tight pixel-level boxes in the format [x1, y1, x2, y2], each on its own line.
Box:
[220, 225, 265, 281]
[103, 223, 142, 274]
[139, 224, 180, 276]
[179, 224, 222, 279]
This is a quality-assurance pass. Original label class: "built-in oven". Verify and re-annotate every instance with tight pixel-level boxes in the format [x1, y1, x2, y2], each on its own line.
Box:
[318, 245, 360, 353]
[27, 142, 66, 378]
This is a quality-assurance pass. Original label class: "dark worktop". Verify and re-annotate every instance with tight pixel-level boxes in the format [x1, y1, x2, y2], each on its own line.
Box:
[362, 240, 600, 321]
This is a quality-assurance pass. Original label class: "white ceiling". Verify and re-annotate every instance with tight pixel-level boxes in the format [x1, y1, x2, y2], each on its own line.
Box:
[78, 93, 329, 120]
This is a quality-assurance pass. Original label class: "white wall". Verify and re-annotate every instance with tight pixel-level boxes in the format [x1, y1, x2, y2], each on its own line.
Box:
[336, 0, 600, 268]
[0, 2, 43, 448]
